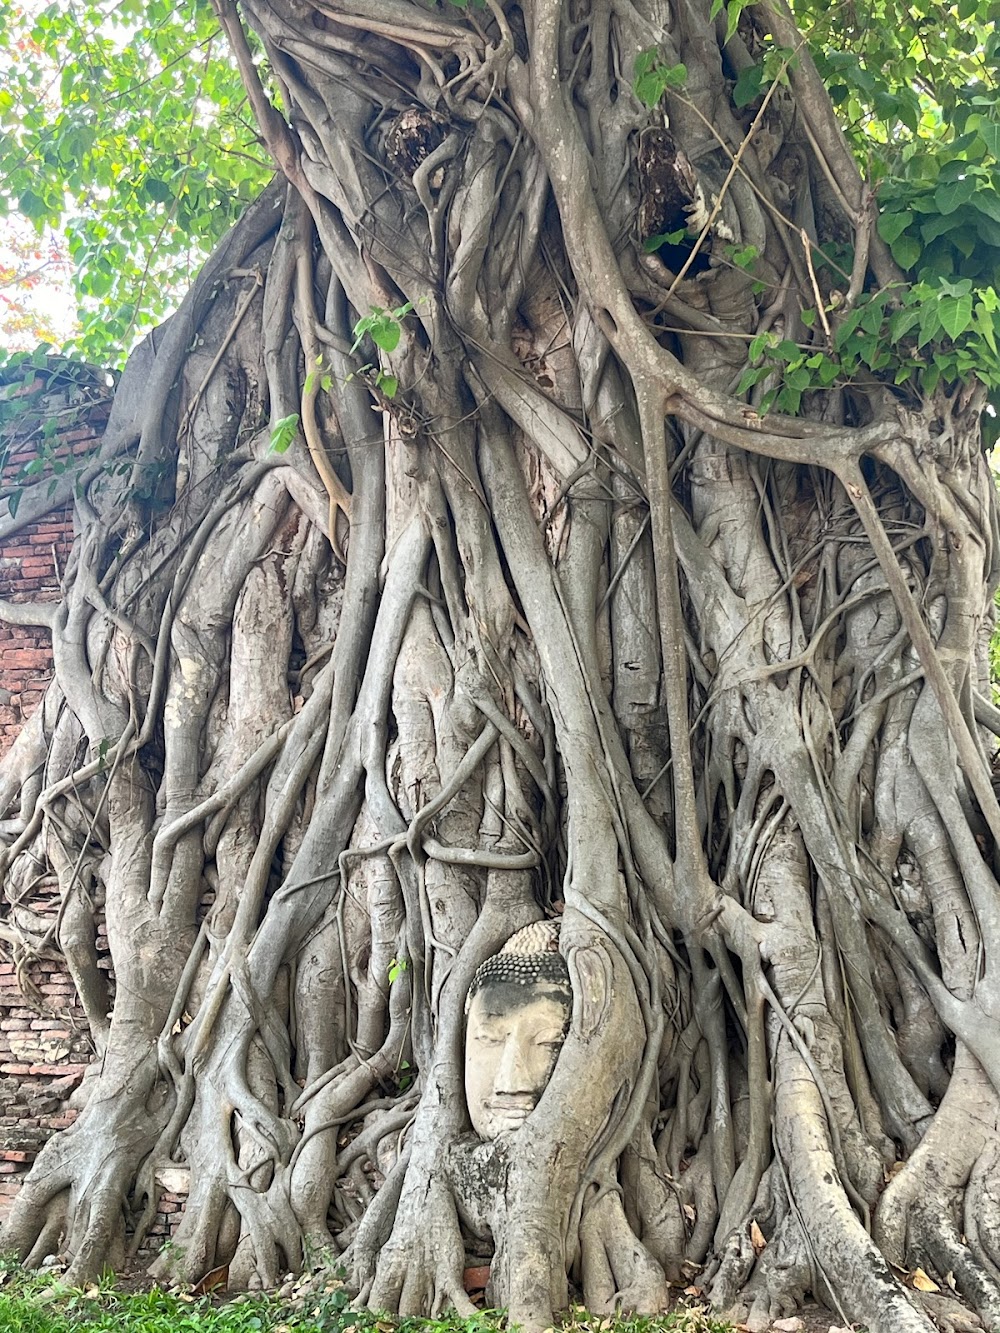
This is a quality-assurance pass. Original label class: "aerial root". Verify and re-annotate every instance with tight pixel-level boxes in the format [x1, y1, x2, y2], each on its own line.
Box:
[23, 1192, 68, 1270]
[708, 1172, 813, 1333]
[967, 1143, 1000, 1285]
[578, 1191, 669, 1314]
[874, 1059, 1000, 1331]
[908, 1195, 1000, 1332]
[365, 1175, 472, 1318]
[146, 1167, 233, 1284]
[916, 1286, 988, 1333]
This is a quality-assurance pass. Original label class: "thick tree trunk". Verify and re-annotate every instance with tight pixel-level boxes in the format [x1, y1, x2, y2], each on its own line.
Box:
[2, 1, 999, 1331]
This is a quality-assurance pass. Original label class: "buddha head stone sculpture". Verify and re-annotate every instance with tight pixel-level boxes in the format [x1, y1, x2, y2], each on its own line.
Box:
[464, 920, 572, 1140]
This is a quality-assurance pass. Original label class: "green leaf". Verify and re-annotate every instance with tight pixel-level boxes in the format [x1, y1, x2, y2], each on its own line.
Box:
[737, 361, 771, 394]
[815, 357, 841, 386]
[889, 233, 921, 270]
[890, 306, 922, 342]
[974, 303, 998, 354]
[634, 48, 657, 78]
[937, 277, 973, 298]
[634, 71, 664, 108]
[934, 177, 976, 215]
[920, 211, 965, 244]
[268, 413, 300, 454]
[730, 243, 759, 270]
[642, 228, 688, 252]
[733, 64, 764, 108]
[18, 189, 48, 221]
[663, 64, 689, 88]
[371, 319, 401, 354]
[143, 177, 173, 203]
[877, 210, 913, 245]
[377, 373, 399, 399]
[917, 298, 942, 349]
[776, 385, 802, 414]
[972, 190, 1000, 225]
[978, 120, 1000, 159]
[833, 308, 865, 353]
[725, 0, 747, 45]
[749, 331, 776, 361]
[634, 60, 687, 107]
[937, 294, 973, 339]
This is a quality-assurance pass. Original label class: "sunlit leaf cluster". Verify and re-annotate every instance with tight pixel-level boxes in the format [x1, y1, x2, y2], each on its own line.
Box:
[0, 0, 271, 364]
[737, 277, 1000, 424]
[634, 0, 1000, 437]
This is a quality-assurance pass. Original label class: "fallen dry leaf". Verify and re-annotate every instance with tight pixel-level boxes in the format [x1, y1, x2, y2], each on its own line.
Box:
[750, 1218, 767, 1253]
[191, 1262, 228, 1295]
[911, 1267, 941, 1292]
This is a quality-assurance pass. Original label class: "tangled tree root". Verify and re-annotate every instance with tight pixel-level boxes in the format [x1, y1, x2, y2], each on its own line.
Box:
[2, 0, 1000, 1330]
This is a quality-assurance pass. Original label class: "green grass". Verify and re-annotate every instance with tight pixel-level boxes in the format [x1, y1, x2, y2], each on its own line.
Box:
[0, 1262, 735, 1333]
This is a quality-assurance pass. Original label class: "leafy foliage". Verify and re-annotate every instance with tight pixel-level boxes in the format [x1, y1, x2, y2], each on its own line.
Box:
[633, 50, 688, 109]
[630, 0, 1000, 441]
[796, 0, 1000, 432]
[268, 412, 300, 456]
[1, 0, 997, 442]
[0, 1264, 735, 1333]
[349, 303, 413, 399]
[737, 278, 1000, 417]
[0, 0, 270, 365]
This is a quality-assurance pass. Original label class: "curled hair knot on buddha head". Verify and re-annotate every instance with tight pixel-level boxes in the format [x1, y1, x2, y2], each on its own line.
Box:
[466, 920, 570, 1011]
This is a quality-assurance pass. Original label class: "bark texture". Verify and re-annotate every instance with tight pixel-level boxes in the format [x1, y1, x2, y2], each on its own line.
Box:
[2, 1, 999, 1330]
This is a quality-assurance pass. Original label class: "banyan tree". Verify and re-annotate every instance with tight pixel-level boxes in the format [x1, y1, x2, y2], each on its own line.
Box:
[2, 0, 1000, 1330]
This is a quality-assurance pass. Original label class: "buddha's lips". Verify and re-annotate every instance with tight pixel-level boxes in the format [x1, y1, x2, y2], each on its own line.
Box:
[487, 1096, 537, 1120]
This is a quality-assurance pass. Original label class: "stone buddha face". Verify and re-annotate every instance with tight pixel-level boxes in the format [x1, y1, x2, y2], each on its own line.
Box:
[464, 923, 571, 1141]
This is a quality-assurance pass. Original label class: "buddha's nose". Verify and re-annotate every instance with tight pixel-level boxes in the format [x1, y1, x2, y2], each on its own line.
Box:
[495, 1035, 535, 1094]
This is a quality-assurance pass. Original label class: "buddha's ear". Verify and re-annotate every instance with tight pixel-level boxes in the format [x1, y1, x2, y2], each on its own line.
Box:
[566, 942, 613, 1040]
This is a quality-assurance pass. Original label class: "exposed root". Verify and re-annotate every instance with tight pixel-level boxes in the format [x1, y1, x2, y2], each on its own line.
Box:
[1, 0, 999, 1329]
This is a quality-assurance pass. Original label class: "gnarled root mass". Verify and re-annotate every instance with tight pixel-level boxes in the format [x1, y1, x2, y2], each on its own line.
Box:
[2, 0, 999, 1330]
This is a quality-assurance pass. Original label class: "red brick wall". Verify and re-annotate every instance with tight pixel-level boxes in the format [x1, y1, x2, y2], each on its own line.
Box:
[0, 948, 91, 1210]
